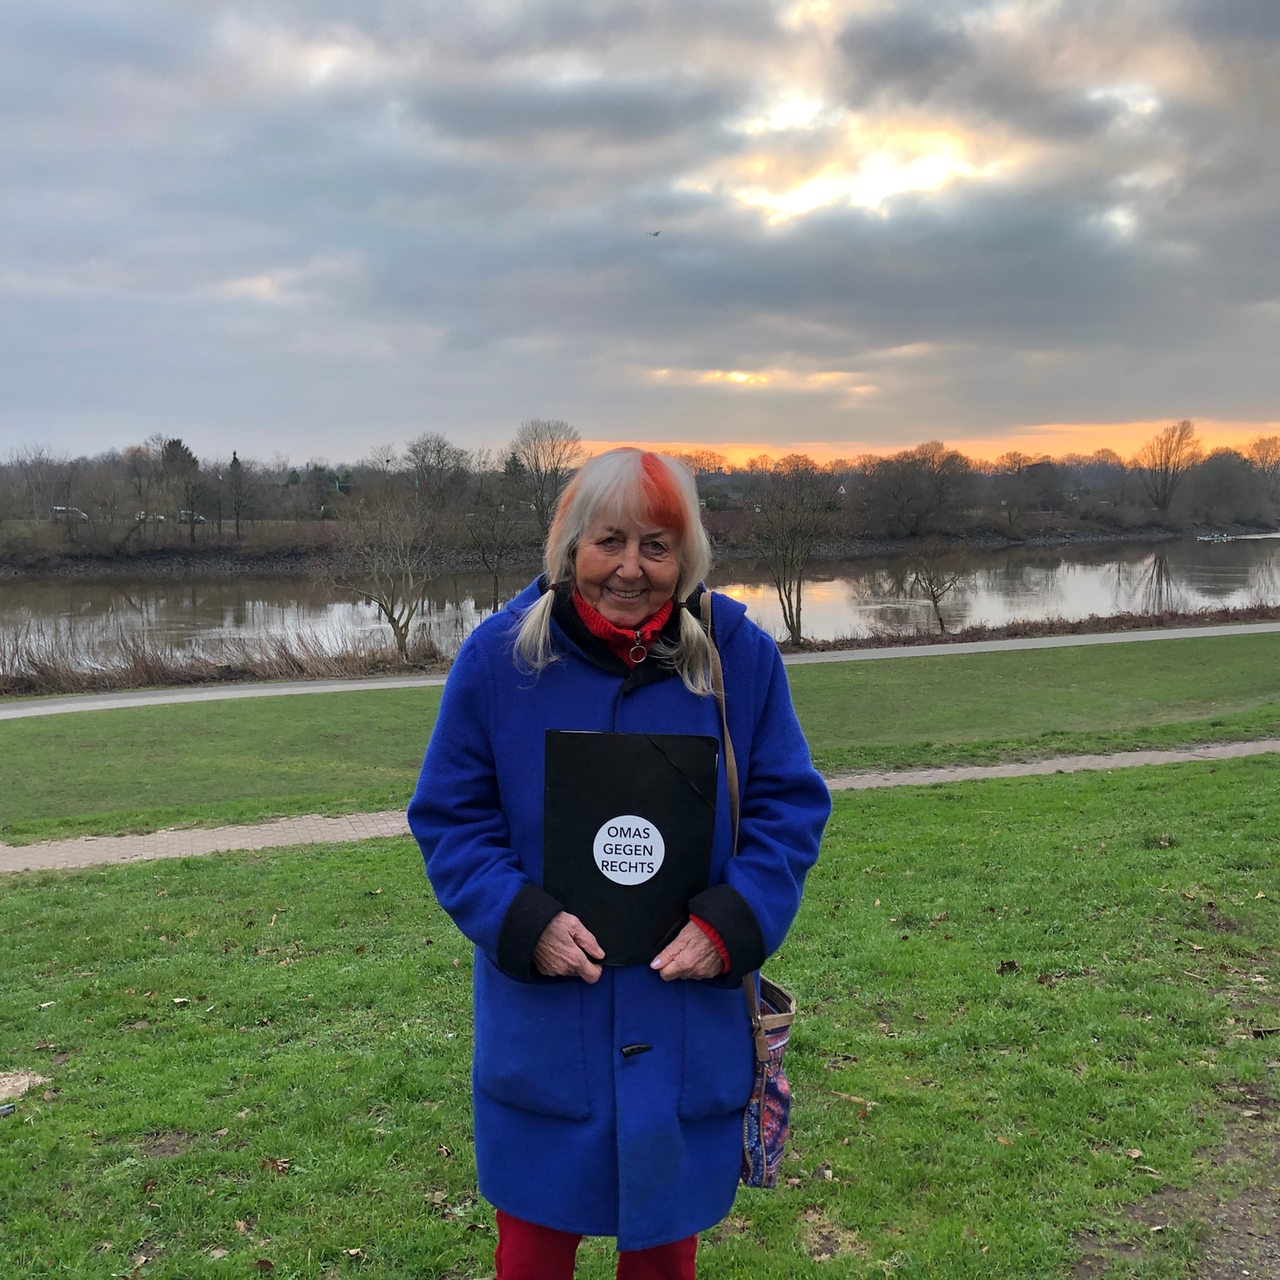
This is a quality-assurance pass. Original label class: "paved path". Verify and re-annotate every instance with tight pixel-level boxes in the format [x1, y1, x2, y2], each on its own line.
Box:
[5, 739, 1278, 876]
[5, 621, 1278, 874]
[0, 811, 412, 874]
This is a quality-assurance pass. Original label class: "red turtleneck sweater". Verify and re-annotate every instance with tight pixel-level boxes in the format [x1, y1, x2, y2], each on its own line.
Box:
[571, 590, 673, 666]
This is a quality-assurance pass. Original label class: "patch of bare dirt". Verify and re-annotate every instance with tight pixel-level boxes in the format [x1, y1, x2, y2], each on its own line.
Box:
[140, 1130, 196, 1158]
[1198, 1087, 1280, 1280]
[1073, 946, 1278, 1280]
[798, 1207, 869, 1264]
[1071, 1088, 1279, 1279]
[1071, 1232, 1139, 1277]
[0, 1071, 49, 1100]
[1203, 902, 1242, 934]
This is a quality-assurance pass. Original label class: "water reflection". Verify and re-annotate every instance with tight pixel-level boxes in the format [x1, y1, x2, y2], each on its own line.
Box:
[1114, 552, 1185, 616]
[1, 535, 1276, 658]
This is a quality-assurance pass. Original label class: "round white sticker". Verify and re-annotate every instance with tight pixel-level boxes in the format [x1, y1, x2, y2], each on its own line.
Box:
[592, 815, 666, 885]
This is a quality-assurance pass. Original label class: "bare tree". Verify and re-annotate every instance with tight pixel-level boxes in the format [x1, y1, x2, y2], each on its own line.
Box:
[1188, 448, 1271, 525]
[1080, 448, 1132, 510]
[45, 455, 90, 547]
[319, 463, 447, 661]
[1135, 550, 1184, 614]
[861, 440, 974, 537]
[991, 451, 1040, 528]
[10, 445, 70, 522]
[79, 458, 131, 546]
[1132, 420, 1202, 515]
[753, 454, 831, 646]
[511, 419, 585, 538]
[1244, 435, 1280, 504]
[465, 449, 535, 610]
[674, 448, 728, 477]
[406, 432, 469, 511]
[904, 538, 968, 635]
[122, 442, 163, 536]
[227, 451, 252, 538]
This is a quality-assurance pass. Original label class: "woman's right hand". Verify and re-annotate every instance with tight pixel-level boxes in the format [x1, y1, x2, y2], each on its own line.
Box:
[533, 912, 605, 983]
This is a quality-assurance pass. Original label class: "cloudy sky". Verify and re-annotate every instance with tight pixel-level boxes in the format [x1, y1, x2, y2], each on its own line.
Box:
[2, 0, 1277, 468]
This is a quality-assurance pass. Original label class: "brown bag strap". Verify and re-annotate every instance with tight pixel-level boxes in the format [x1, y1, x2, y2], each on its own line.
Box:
[700, 590, 739, 844]
[700, 591, 770, 1061]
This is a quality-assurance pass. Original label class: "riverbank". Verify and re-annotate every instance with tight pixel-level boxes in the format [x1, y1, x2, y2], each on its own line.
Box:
[5, 519, 1271, 582]
[4, 521, 1278, 696]
[0, 545, 333, 581]
[778, 600, 1280, 652]
[4, 597, 1279, 698]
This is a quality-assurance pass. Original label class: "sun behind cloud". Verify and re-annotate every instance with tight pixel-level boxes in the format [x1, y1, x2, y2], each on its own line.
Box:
[683, 86, 1023, 224]
[648, 366, 878, 399]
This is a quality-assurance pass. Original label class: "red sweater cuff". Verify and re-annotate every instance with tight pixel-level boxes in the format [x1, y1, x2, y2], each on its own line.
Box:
[690, 914, 730, 974]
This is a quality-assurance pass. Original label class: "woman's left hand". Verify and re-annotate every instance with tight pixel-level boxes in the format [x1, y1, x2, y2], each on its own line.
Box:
[650, 922, 724, 982]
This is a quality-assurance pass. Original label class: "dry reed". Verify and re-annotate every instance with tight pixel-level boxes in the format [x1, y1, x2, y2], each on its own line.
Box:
[0, 622, 447, 697]
[4, 601, 1278, 695]
[785, 601, 1280, 652]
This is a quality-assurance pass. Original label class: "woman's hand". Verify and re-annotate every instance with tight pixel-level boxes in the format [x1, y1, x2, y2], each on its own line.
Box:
[533, 912, 605, 983]
[650, 921, 724, 982]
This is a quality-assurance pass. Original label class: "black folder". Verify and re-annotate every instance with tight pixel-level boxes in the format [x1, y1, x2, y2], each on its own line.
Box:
[543, 730, 719, 966]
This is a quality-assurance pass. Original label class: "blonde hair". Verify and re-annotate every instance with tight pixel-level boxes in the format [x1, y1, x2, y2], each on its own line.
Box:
[513, 448, 713, 693]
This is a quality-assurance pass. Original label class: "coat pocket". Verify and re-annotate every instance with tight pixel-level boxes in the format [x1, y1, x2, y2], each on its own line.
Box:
[677, 983, 756, 1121]
[472, 958, 592, 1120]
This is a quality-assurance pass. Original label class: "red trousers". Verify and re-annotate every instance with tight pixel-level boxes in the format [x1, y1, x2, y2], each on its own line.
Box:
[494, 1209, 698, 1280]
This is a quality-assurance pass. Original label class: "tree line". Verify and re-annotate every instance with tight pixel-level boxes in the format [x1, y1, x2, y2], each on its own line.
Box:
[3, 420, 588, 544]
[9, 420, 1278, 542]
[5, 419, 1278, 651]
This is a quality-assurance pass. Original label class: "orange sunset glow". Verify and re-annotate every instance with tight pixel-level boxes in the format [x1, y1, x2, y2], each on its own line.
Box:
[583, 420, 1278, 469]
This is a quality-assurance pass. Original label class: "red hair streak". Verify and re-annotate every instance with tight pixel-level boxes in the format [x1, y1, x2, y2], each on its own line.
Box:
[640, 452, 686, 533]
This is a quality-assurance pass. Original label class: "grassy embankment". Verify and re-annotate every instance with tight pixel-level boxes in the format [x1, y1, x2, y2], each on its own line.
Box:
[2, 631, 1278, 844]
[1, 634, 1276, 1276]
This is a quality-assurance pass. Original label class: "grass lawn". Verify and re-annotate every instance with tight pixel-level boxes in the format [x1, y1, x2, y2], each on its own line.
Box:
[792, 631, 1280, 775]
[3, 631, 1279, 843]
[1, 757, 1276, 1278]
[0, 685, 439, 843]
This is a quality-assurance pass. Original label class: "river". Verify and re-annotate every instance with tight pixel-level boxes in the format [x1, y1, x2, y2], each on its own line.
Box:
[2, 536, 1278, 659]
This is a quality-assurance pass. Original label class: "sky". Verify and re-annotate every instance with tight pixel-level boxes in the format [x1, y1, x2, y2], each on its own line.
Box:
[2, 0, 1278, 470]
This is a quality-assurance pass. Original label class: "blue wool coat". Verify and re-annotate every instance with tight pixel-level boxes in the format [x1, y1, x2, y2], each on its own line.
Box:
[407, 581, 830, 1249]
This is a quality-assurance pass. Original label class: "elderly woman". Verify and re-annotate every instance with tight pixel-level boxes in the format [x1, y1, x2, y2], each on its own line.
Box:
[408, 448, 829, 1279]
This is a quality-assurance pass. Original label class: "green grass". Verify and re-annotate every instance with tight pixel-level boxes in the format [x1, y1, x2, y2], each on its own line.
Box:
[1, 758, 1275, 1278]
[0, 687, 444, 842]
[3, 632, 1279, 843]
[790, 632, 1280, 774]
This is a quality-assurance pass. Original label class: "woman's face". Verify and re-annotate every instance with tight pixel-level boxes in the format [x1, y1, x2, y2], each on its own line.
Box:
[573, 519, 683, 629]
